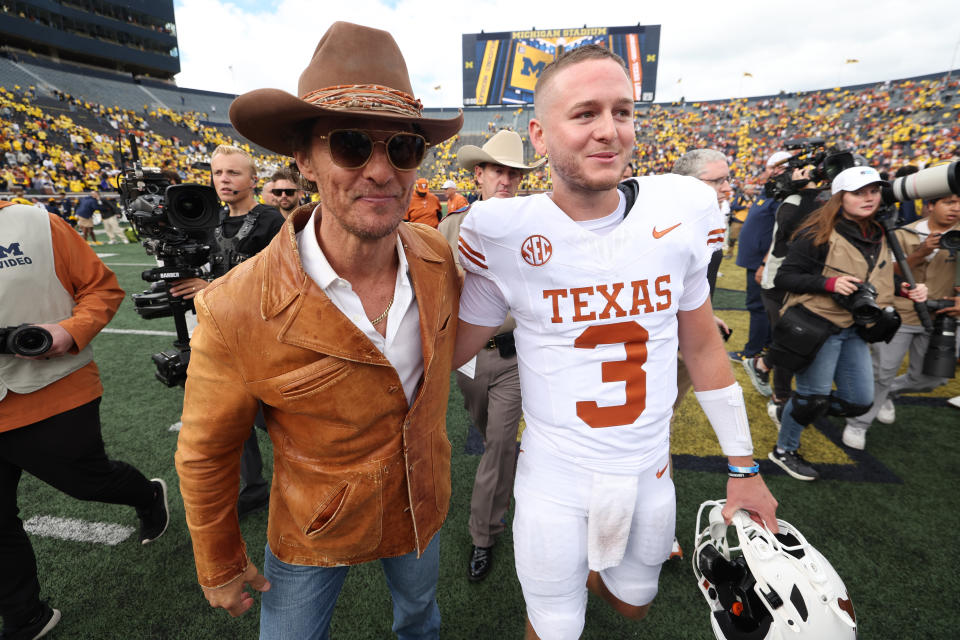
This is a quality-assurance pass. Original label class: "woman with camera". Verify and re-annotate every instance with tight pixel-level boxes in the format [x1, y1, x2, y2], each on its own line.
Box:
[766, 166, 928, 480]
[842, 192, 960, 449]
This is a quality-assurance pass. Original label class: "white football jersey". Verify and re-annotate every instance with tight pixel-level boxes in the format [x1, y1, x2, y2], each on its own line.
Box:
[459, 175, 718, 472]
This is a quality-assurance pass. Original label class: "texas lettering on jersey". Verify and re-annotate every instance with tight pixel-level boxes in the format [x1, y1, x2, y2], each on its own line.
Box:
[543, 276, 672, 324]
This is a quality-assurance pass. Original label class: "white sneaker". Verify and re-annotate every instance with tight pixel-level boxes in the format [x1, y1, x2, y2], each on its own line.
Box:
[842, 424, 867, 450]
[876, 398, 895, 424]
[948, 396, 960, 410]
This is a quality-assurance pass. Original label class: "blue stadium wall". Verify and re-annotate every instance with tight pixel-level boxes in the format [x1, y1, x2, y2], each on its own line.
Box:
[0, 0, 179, 78]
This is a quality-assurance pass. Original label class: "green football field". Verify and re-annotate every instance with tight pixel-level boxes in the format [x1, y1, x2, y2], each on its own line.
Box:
[14, 240, 960, 639]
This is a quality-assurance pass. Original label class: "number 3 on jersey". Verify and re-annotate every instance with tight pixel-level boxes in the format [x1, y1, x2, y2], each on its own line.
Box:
[573, 321, 649, 428]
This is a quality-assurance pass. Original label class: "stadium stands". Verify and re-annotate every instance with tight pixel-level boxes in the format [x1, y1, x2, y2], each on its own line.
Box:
[2, 48, 958, 203]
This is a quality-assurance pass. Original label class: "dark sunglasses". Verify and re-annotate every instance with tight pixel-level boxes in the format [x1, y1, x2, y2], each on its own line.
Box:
[270, 188, 298, 197]
[317, 129, 427, 171]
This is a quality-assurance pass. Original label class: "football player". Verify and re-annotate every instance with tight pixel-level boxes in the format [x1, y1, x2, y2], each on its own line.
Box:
[452, 45, 779, 640]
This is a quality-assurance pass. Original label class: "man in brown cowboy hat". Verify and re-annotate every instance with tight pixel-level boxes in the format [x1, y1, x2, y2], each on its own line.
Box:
[174, 21, 462, 639]
[438, 129, 543, 583]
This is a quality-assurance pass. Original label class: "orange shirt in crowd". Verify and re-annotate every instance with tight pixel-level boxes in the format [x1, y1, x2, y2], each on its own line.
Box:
[405, 190, 442, 228]
[446, 192, 469, 214]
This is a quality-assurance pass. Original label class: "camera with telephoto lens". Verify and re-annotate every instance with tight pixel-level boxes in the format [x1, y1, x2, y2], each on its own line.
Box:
[922, 299, 957, 379]
[764, 137, 857, 200]
[118, 161, 221, 387]
[0, 324, 53, 357]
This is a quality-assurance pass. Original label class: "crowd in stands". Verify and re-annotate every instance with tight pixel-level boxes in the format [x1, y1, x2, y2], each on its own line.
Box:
[0, 82, 289, 205]
[2, 73, 958, 206]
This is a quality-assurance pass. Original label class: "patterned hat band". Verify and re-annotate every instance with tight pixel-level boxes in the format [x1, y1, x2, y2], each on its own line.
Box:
[300, 84, 423, 117]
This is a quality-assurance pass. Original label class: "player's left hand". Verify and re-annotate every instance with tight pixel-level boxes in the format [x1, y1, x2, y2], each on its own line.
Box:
[17, 323, 75, 360]
[722, 474, 779, 534]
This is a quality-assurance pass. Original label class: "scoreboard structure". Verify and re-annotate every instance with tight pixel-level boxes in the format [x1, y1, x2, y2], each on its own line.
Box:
[462, 25, 661, 106]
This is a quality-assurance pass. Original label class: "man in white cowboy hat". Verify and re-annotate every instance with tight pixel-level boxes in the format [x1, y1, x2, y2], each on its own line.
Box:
[174, 21, 462, 639]
[438, 129, 543, 584]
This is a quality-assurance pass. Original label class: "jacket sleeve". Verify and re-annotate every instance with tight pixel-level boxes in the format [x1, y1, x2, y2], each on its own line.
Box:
[50, 213, 124, 351]
[774, 233, 830, 294]
[175, 292, 260, 588]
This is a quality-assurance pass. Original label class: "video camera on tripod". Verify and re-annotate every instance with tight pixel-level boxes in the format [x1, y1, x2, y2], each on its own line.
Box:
[764, 137, 857, 200]
[116, 133, 221, 386]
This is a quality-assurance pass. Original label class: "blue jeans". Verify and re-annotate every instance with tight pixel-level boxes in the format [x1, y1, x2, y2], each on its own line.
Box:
[260, 536, 441, 640]
[777, 327, 873, 451]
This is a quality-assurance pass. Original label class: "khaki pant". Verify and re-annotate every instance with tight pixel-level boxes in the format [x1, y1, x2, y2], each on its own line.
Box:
[100, 215, 126, 243]
[456, 346, 522, 548]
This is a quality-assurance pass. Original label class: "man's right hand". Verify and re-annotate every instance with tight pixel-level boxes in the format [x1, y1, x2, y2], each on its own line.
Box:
[201, 563, 270, 617]
[169, 277, 209, 300]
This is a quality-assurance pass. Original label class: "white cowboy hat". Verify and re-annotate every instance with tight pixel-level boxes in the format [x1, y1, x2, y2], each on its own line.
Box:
[457, 129, 546, 173]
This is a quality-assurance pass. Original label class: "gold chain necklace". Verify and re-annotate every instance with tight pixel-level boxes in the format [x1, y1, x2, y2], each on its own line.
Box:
[370, 294, 395, 326]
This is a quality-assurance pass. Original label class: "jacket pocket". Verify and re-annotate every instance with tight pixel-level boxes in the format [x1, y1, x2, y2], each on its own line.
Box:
[273, 357, 353, 400]
[276, 452, 383, 559]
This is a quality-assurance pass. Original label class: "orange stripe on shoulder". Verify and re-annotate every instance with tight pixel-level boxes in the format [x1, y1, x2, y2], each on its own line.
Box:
[458, 236, 486, 261]
[458, 242, 488, 269]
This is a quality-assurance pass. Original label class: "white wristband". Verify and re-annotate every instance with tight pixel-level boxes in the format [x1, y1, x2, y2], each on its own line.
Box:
[694, 382, 754, 457]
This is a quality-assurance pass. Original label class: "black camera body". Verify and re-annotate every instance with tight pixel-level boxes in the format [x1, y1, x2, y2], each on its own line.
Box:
[832, 282, 883, 325]
[118, 163, 221, 387]
[764, 137, 857, 201]
[938, 229, 960, 253]
[0, 324, 53, 357]
[922, 299, 957, 379]
[832, 282, 902, 343]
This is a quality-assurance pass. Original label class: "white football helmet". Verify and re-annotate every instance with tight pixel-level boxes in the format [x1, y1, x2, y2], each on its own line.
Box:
[692, 499, 857, 640]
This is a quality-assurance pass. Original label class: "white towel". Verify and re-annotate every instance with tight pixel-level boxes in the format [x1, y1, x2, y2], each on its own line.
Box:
[587, 472, 639, 571]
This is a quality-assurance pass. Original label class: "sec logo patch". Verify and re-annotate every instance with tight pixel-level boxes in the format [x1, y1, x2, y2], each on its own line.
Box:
[521, 235, 552, 266]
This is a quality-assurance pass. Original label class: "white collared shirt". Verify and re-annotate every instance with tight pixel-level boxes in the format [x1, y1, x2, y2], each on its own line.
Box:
[297, 205, 423, 406]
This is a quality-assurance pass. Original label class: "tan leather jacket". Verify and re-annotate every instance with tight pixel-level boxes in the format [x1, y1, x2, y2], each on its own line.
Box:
[175, 206, 459, 588]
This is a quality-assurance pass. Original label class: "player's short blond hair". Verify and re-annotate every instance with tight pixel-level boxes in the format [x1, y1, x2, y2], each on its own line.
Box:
[533, 45, 630, 118]
[211, 145, 257, 177]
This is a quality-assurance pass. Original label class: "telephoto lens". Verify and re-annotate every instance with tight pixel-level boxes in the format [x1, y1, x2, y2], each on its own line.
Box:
[922, 301, 957, 379]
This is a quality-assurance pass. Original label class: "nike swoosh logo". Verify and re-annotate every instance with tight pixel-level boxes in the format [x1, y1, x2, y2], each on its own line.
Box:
[652, 223, 682, 239]
[656, 463, 669, 479]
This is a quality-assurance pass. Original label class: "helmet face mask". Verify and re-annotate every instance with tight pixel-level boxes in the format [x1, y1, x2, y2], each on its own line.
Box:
[692, 500, 857, 640]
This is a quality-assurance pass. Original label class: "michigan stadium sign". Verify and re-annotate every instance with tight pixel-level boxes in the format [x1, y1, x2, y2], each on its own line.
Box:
[462, 25, 661, 106]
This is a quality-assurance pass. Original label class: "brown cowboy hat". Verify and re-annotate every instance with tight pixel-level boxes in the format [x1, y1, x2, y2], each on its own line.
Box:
[230, 21, 463, 156]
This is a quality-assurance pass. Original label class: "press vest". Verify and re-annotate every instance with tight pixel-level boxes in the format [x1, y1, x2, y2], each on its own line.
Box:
[783, 230, 895, 329]
[893, 219, 959, 325]
[0, 204, 93, 400]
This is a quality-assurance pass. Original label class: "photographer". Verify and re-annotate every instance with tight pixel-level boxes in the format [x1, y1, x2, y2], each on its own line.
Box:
[746, 164, 830, 420]
[767, 167, 927, 480]
[167, 145, 284, 519]
[842, 192, 960, 448]
[0, 202, 168, 639]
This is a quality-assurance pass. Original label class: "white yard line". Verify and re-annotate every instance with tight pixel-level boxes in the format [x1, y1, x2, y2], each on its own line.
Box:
[23, 515, 134, 546]
[101, 328, 177, 337]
